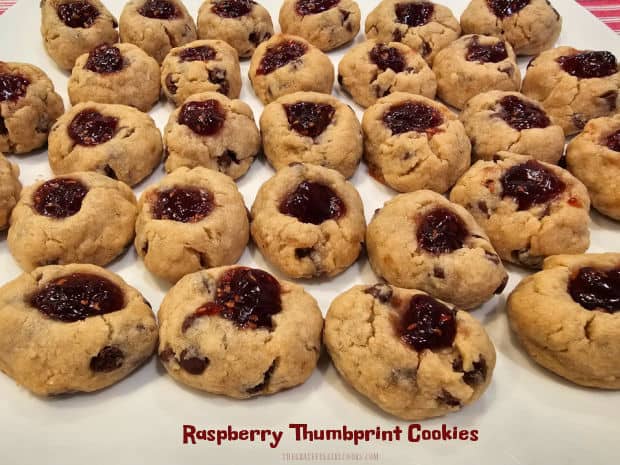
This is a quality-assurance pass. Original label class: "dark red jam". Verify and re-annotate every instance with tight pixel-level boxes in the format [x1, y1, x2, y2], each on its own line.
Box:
[487, 0, 530, 18]
[152, 187, 214, 223]
[138, 0, 178, 19]
[383, 102, 443, 135]
[417, 207, 468, 254]
[57, 1, 100, 28]
[85, 44, 124, 73]
[279, 181, 346, 225]
[568, 267, 620, 313]
[68, 110, 118, 146]
[212, 0, 255, 18]
[256, 40, 307, 75]
[500, 160, 566, 210]
[497, 95, 550, 130]
[606, 129, 620, 151]
[30, 273, 124, 322]
[296, 0, 339, 16]
[90, 346, 124, 372]
[557, 51, 617, 79]
[0, 73, 30, 102]
[394, 2, 434, 27]
[33, 178, 88, 218]
[369, 44, 406, 73]
[178, 100, 225, 136]
[283, 102, 335, 138]
[398, 294, 457, 351]
[179, 45, 216, 62]
[466, 36, 508, 63]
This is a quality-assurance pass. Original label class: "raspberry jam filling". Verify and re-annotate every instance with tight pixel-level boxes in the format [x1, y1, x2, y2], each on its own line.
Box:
[0, 73, 30, 102]
[256, 40, 307, 75]
[280, 180, 346, 225]
[179, 45, 216, 62]
[30, 273, 124, 322]
[369, 44, 406, 73]
[383, 102, 443, 135]
[68, 110, 119, 146]
[417, 207, 468, 254]
[557, 51, 617, 79]
[398, 294, 457, 351]
[57, 1, 100, 28]
[497, 95, 550, 130]
[466, 36, 508, 63]
[500, 160, 566, 210]
[606, 129, 620, 152]
[85, 44, 124, 73]
[394, 2, 434, 27]
[152, 187, 214, 223]
[487, 0, 530, 18]
[138, 0, 178, 19]
[179, 100, 225, 136]
[568, 267, 620, 313]
[33, 178, 88, 219]
[212, 0, 254, 18]
[296, 0, 340, 16]
[283, 102, 335, 138]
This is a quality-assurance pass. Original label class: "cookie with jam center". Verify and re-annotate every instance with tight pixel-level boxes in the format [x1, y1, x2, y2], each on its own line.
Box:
[158, 265, 323, 398]
[324, 284, 496, 420]
[508, 253, 620, 389]
[0, 153, 21, 230]
[0, 263, 157, 396]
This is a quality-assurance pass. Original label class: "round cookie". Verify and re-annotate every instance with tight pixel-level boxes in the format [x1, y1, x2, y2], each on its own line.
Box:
[0, 154, 21, 230]
[0, 264, 157, 396]
[324, 284, 496, 420]
[135, 167, 249, 283]
[259, 92, 363, 178]
[161, 39, 242, 106]
[450, 152, 591, 269]
[337, 39, 437, 108]
[366, 190, 508, 310]
[507, 253, 620, 389]
[41, 0, 119, 71]
[197, 0, 274, 59]
[250, 163, 365, 279]
[365, 0, 461, 64]
[119, 0, 197, 64]
[566, 114, 620, 220]
[461, 90, 565, 163]
[0, 62, 64, 155]
[461, 0, 561, 56]
[362, 92, 471, 194]
[163, 92, 260, 179]
[48, 102, 163, 187]
[8, 172, 138, 271]
[432, 34, 521, 110]
[158, 265, 323, 398]
[278, 0, 361, 52]
[68, 43, 161, 112]
[248, 33, 334, 104]
[522, 47, 620, 135]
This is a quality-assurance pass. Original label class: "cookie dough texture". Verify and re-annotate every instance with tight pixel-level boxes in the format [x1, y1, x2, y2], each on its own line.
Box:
[508, 254, 620, 389]
[338, 39, 437, 108]
[0, 154, 21, 230]
[119, 0, 197, 64]
[461, 91, 564, 163]
[461, 0, 562, 56]
[164, 92, 260, 179]
[48, 102, 163, 187]
[366, 190, 507, 309]
[68, 43, 161, 112]
[8, 172, 138, 271]
[365, 0, 461, 64]
[248, 34, 334, 104]
[161, 39, 241, 106]
[135, 167, 250, 283]
[260, 92, 363, 178]
[0, 62, 64, 155]
[432, 34, 521, 110]
[251, 164, 365, 279]
[324, 285, 496, 420]
[41, 0, 119, 70]
[158, 266, 324, 398]
[0, 264, 157, 396]
[450, 153, 591, 269]
[566, 114, 620, 220]
[197, 0, 274, 58]
[362, 92, 471, 193]
[279, 0, 361, 51]
[522, 46, 620, 135]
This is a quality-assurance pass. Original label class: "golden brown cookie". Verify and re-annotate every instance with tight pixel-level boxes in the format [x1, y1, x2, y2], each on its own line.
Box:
[0, 154, 21, 230]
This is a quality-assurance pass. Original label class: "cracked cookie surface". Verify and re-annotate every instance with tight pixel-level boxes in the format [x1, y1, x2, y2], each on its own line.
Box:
[251, 163, 365, 279]
[158, 265, 323, 398]
[0, 263, 157, 395]
[508, 253, 620, 389]
[0, 154, 21, 230]
[450, 152, 591, 269]
[8, 172, 138, 271]
[366, 190, 507, 309]
[48, 102, 163, 187]
[324, 284, 496, 420]
[135, 167, 249, 283]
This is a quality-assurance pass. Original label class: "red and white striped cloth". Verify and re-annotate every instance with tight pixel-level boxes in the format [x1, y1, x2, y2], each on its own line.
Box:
[0, 0, 618, 33]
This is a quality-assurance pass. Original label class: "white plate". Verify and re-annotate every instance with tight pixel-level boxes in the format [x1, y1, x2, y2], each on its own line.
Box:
[1, 1, 619, 464]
